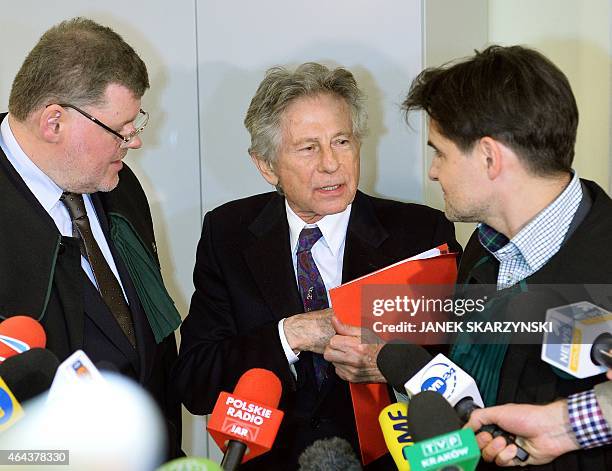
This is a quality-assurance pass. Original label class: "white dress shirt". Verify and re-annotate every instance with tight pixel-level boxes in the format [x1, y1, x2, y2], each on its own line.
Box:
[0, 115, 127, 301]
[277, 200, 352, 366]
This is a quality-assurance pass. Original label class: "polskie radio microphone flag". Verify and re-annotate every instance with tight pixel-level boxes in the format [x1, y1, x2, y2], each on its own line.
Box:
[542, 301, 612, 378]
[207, 368, 284, 470]
[378, 402, 413, 471]
[0, 315, 46, 362]
[404, 391, 480, 471]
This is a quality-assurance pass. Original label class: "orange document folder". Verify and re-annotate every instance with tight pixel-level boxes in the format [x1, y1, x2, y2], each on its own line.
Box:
[329, 244, 458, 465]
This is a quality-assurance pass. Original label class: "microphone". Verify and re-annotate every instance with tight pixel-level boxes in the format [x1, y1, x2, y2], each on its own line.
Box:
[377, 343, 529, 461]
[48, 349, 106, 401]
[377, 343, 484, 408]
[298, 437, 362, 471]
[0, 348, 59, 432]
[404, 391, 480, 471]
[207, 368, 284, 470]
[377, 342, 431, 397]
[2, 371, 165, 471]
[0, 347, 59, 402]
[542, 301, 612, 377]
[156, 457, 222, 471]
[378, 402, 413, 471]
[0, 316, 46, 362]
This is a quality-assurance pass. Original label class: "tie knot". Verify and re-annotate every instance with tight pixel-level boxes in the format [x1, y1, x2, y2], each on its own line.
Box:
[297, 226, 323, 253]
[60, 192, 87, 221]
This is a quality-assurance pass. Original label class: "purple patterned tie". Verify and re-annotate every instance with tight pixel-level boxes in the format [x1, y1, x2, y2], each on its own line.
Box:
[296, 226, 329, 387]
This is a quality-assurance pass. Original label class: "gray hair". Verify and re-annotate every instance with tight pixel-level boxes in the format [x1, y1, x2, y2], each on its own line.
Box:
[244, 62, 367, 164]
[9, 17, 149, 121]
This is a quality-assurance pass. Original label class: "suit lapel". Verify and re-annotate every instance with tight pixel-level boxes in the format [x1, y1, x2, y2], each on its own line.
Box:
[342, 191, 395, 282]
[243, 194, 304, 321]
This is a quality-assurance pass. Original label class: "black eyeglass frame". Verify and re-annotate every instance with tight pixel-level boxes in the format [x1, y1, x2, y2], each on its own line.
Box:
[49, 103, 148, 144]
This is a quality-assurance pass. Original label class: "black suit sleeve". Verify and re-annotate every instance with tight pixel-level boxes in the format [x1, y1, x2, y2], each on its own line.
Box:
[172, 212, 295, 415]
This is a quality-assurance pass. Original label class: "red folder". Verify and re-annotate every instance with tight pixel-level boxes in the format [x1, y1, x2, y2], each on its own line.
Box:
[329, 244, 458, 465]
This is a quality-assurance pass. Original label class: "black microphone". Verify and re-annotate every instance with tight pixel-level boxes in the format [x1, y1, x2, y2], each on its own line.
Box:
[298, 437, 362, 471]
[376, 342, 431, 393]
[376, 342, 529, 461]
[0, 347, 59, 402]
[405, 391, 481, 471]
[407, 390, 463, 441]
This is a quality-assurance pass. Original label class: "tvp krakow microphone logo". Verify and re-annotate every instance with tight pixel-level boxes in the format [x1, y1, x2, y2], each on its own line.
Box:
[419, 362, 457, 398]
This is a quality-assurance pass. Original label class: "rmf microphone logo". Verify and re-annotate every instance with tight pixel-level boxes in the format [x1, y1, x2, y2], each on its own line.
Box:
[420, 362, 457, 398]
[0, 377, 24, 431]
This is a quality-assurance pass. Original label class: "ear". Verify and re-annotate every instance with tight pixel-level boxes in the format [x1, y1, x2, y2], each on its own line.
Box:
[250, 153, 279, 187]
[477, 136, 504, 180]
[38, 104, 65, 143]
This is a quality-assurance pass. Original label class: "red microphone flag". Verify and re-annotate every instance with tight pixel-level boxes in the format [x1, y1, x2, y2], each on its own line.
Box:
[207, 368, 284, 464]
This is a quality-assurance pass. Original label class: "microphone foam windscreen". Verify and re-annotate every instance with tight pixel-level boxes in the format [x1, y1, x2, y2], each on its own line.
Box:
[0, 348, 59, 402]
[298, 437, 362, 471]
[407, 390, 462, 442]
[0, 315, 46, 359]
[376, 342, 433, 391]
[233, 368, 282, 408]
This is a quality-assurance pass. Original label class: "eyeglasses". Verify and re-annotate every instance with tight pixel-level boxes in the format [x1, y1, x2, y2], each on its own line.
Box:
[54, 104, 149, 147]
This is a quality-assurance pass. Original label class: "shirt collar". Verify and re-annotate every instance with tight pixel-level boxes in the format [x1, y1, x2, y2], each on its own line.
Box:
[286, 200, 352, 256]
[0, 115, 64, 212]
[479, 171, 582, 269]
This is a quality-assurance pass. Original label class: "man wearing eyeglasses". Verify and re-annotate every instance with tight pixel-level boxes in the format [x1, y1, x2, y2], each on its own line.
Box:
[0, 18, 182, 457]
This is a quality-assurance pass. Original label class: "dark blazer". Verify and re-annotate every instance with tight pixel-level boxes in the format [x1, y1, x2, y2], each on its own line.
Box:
[0, 113, 181, 457]
[173, 190, 460, 469]
[457, 179, 612, 471]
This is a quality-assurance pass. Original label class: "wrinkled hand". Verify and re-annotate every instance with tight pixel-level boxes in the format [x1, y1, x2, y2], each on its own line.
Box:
[464, 400, 579, 466]
[323, 315, 385, 383]
[284, 308, 335, 354]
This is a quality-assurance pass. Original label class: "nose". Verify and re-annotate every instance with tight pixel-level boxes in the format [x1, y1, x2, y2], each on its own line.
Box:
[123, 135, 142, 150]
[318, 145, 340, 173]
[428, 160, 439, 181]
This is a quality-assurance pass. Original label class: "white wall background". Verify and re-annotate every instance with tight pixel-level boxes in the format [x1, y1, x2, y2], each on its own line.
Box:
[0, 0, 609, 461]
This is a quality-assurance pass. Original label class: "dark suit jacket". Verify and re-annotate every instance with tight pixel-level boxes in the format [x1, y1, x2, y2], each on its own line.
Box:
[457, 179, 612, 471]
[173, 190, 460, 469]
[0, 113, 181, 457]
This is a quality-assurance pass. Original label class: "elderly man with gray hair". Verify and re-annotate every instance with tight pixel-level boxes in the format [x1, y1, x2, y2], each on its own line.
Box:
[173, 62, 459, 469]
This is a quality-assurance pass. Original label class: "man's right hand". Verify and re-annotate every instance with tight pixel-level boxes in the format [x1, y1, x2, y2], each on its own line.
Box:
[284, 308, 334, 354]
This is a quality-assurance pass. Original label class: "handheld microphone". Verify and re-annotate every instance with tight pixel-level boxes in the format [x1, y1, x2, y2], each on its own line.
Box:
[0, 348, 59, 432]
[2, 371, 165, 471]
[298, 437, 362, 471]
[377, 343, 529, 461]
[0, 316, 46, 362]
[542, 301, 612, 377]
[48, 349, 106, 401]
[0, 347, 59, 402]
[404, 391, 480, 471]
[378, 402, 413, 470]
[207, 368, 284, 470]
[156, 457, 222, 471]
[377, 342, 432, 398]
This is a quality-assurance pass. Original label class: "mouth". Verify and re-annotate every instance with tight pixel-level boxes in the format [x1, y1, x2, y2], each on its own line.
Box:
[318, 184, 342, 192]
